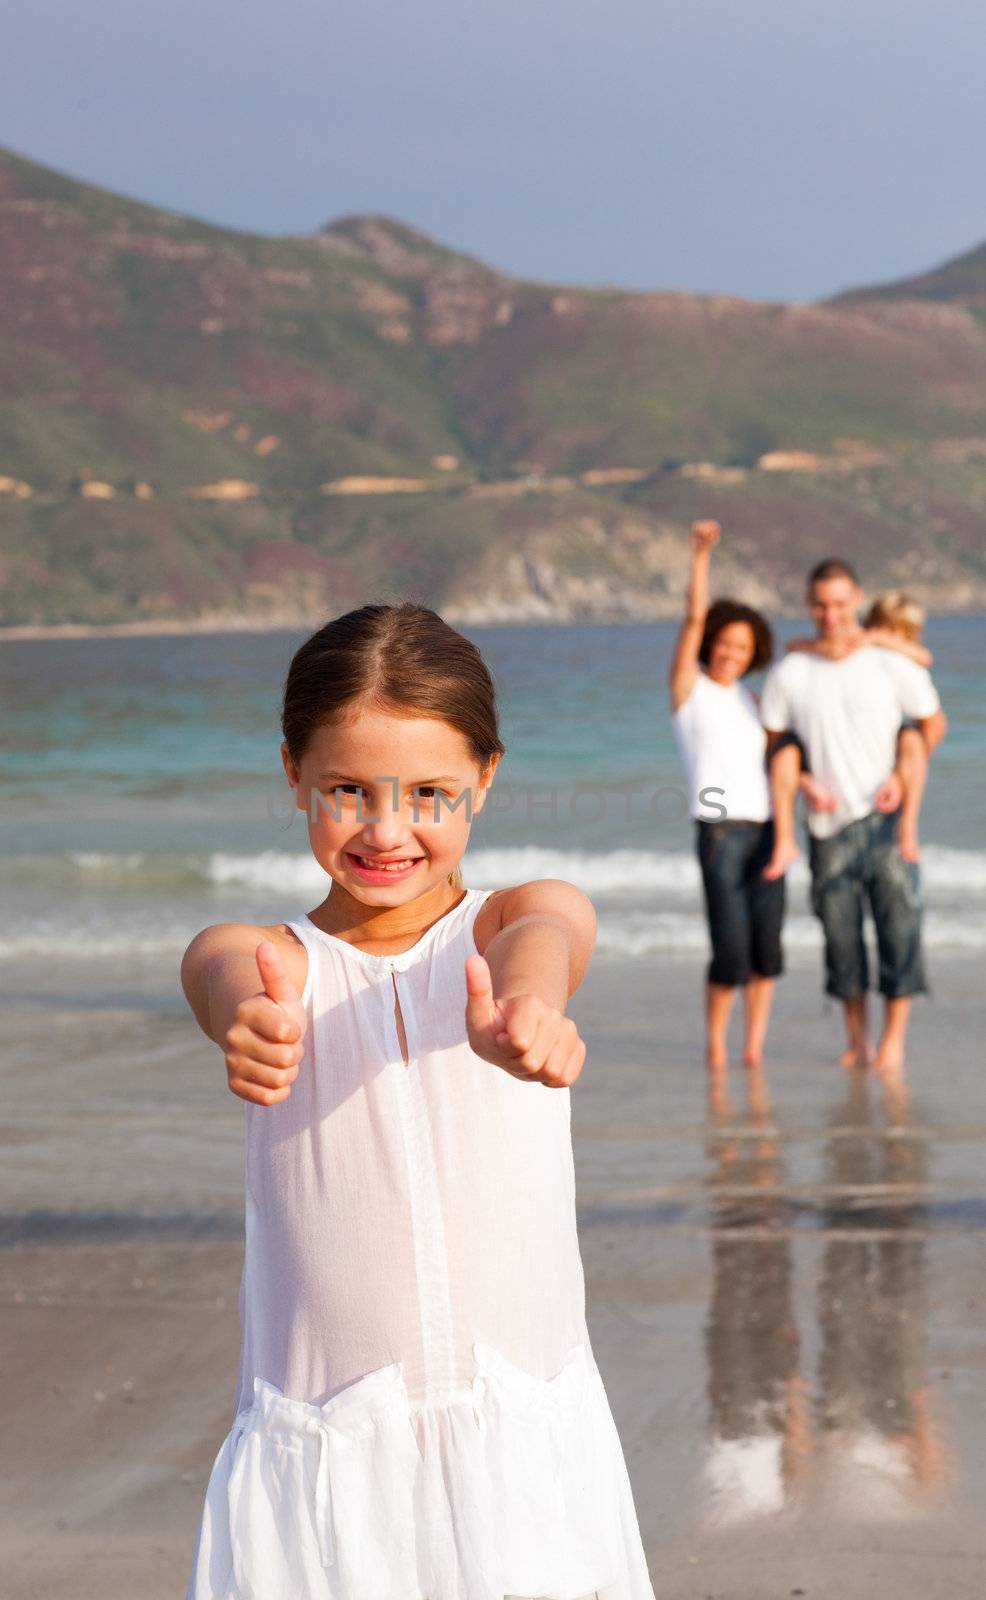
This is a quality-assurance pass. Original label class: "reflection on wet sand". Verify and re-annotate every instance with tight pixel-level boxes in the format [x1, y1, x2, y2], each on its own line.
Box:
[703, 1069, 948, 1527]
[815, 1071, 946, 1515]
[704, 1071, 809, 1521]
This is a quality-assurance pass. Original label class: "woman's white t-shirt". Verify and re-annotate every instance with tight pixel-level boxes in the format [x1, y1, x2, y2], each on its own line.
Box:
[672, 670, 771, 823]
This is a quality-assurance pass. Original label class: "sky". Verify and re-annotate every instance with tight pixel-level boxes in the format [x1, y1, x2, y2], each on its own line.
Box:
[7, 0, 986, 303]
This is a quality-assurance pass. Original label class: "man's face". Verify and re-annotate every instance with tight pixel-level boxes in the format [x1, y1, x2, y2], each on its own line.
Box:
[808, 575, 862, 641]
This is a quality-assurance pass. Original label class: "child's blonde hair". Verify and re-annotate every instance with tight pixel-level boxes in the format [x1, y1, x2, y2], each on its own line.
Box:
[864, 590, 925, 643]
[281, 603, 506, 890]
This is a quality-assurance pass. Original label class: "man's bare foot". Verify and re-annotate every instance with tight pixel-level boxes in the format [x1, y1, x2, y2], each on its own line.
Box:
[742, 1047, 763, 1069]
[874, 1039, 905, 1075]
[763, 838, 799, 881]
[706, 1044, 728, 1072]
[898, 821, 921, 863]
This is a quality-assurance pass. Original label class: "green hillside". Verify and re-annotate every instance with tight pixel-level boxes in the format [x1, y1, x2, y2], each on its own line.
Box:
[832, 238, 986, 308]
[2, 144, 986, 626]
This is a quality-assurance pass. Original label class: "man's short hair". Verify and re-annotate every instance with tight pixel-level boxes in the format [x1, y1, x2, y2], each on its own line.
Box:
[807, 557, 859, 587]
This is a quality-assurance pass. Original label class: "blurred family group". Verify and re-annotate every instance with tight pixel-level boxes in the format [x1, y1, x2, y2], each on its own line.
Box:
[669, 522, 947, 1079]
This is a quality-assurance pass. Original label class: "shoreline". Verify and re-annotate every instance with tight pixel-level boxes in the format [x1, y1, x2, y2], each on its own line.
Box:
[0, 605, 982, 642]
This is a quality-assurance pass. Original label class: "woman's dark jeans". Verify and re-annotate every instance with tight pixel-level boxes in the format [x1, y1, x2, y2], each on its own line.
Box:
[696, 819, 785, 988]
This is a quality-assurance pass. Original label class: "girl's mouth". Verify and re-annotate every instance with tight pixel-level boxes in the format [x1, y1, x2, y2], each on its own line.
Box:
[346, 853, 424, 882]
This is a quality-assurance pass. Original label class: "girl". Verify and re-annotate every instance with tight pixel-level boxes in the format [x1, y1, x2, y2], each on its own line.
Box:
[669, 520, 783, 1073]
[181, 603, 656, 1600]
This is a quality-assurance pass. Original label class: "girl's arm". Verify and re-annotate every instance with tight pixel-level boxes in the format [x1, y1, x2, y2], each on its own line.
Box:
[669, 520, 720, 710]
[865, 627, 933, 667]
[181, 922, 290, 1042]
[181, 924, 308, 1105]
[465, 878, 596, 1087]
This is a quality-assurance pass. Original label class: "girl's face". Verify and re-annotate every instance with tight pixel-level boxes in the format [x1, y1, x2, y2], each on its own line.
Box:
[707, 621, 756, 684]
[281, 706, 498, 904]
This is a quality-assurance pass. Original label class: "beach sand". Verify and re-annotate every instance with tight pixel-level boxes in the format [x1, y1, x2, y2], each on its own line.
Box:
[2, 954, 984, 1598]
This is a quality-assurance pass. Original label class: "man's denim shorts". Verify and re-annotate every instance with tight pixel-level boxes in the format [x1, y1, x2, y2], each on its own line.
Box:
[808, 808, 926, 1001]
[696, 819, 785, 988]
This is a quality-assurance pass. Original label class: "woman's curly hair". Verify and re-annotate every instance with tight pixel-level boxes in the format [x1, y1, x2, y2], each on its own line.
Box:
[698, 599, 774, 674]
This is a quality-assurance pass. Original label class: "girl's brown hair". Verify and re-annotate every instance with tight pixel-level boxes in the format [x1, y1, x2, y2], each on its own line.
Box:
[699, 599, 774, 674]
[281, 603, 505, 889]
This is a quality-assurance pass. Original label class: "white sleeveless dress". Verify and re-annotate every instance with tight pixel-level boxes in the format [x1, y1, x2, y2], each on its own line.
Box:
[185, 886, 656, 1600]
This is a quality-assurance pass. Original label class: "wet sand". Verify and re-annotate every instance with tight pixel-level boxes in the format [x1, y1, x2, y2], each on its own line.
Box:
[2, 954, 985, 1598]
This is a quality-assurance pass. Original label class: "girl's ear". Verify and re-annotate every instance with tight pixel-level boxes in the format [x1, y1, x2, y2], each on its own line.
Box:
[280, 741, 300, 790]
[471, 752, 500, 816]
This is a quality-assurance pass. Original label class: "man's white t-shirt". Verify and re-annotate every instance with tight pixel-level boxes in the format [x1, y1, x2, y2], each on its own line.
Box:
[759, 645, 940, 839]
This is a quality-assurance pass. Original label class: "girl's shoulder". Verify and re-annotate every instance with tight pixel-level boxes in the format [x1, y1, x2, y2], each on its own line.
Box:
[471, 880, 596, 973]
[183, 918, 309, 1000]
[472, 887, 507, 957]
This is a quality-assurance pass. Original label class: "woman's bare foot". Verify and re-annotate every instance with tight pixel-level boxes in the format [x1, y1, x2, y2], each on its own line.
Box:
[898, 819, 921, 863]
[839, 1041, 874, 1068]
[763, 837, 799, 881]
[742, 1046, 763, 1069]
[706, 1042, 728, 1073]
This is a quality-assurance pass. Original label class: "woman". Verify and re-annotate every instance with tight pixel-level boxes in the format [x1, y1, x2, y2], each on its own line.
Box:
[669, 520, 784, 1072]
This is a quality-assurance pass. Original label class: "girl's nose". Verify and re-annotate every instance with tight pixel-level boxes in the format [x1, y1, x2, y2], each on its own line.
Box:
[359, 808, 408, 849]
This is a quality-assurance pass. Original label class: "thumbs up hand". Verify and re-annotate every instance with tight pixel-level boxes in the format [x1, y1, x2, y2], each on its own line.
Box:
[223, 941, 308, 1106]
[464, 953, 587, 1088]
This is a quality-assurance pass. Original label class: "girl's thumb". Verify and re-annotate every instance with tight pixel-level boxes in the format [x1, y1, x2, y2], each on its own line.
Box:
[464, 953, 496, 1028]
[255, 940, 299, 1007]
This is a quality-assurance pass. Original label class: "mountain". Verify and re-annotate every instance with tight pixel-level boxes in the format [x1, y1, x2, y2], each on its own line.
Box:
[2, 143, 986, 629]
[831, 238, 986, 308]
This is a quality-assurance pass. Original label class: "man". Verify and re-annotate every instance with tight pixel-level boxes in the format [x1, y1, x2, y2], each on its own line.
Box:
[759, 559, 947, 1073]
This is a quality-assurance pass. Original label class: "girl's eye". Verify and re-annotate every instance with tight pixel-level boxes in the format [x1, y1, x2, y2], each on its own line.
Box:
[328, 783, 449, 798]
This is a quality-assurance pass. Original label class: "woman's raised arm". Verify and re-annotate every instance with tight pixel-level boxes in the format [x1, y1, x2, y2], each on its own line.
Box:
[669, 519, 720, 710]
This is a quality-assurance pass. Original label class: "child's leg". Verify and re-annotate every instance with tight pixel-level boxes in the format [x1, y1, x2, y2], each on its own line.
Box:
[764, 739, 802, 879]
[895, 726, 927, 864]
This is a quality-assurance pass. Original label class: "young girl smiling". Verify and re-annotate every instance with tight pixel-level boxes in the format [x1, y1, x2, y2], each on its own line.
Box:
[181, 602, 656, 1600]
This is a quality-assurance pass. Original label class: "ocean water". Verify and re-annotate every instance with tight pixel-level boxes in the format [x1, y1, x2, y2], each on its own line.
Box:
[1, 617, 984, 996]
